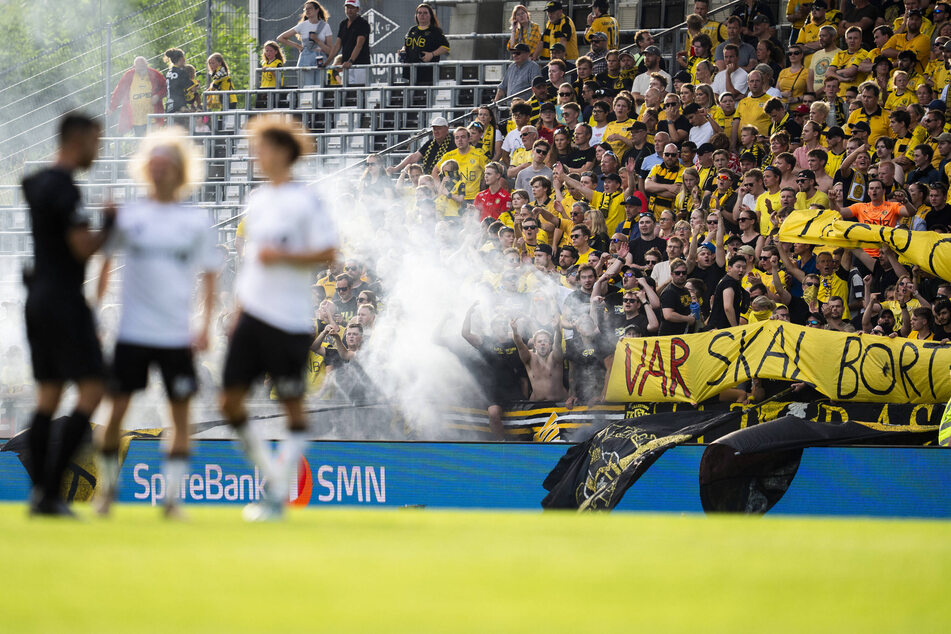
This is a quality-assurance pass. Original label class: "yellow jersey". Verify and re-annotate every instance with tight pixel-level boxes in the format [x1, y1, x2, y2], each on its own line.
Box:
[440, 148, 487, 200]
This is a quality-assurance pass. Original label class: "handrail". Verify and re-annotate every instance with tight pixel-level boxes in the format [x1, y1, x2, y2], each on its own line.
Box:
[306, 0, 746, 182]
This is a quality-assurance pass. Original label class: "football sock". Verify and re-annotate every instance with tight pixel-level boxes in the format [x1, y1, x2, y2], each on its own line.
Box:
[45, 410, 91, 500]
[273, 430, 308, 503]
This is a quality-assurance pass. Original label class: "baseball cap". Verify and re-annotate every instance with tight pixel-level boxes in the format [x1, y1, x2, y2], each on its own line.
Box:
[929, 99, 947, 111]
[540, 101, 556, 112]
[938, 132, 951, 143]
[699, 242, 716, 252]
[826, 125, 846, 139]
[589, 31, 608, 41]
[797, 169, 816, 180]
[752, 14, 770, 24]
[764, 164, 781, 175]
[644, 45, 662, 56]
[344, 0, 359, 7]
[532, 76, 548, 88]
[535, 243, 553, 256]
[674, 70, 691, 83]
[512, 43, 531, 53]
[627, 120, 648, 132]
[725, 234, 743, 244]
[430, 116, 449, 127]
[623, 196, 642, 207]
[619, 51, 635, 60]
[793, 103, 809, 114]
[552, 42, 566, 52]
[811, 0, 827, 8]
[603, 173, 622, 183]
[851, 121, 871, 133]
[737, 245, 756, 257]
[697, 143, 715, 155]
[545, 1, 563, 11]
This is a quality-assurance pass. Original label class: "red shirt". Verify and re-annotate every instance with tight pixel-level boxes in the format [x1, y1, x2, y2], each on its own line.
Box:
[474, 187, 512, 221]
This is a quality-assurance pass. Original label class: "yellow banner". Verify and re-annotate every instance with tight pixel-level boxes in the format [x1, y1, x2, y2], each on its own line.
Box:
[778, 209, 951, 280]
[605, 322, 951, 404]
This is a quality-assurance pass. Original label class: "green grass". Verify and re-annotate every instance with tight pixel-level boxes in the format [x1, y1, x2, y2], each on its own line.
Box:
[0, 504, 947, 632]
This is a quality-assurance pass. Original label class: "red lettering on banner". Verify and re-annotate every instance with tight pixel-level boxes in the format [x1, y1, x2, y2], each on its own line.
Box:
[625, 341, 649, 395]
[641, 341, 668, 396]
[669, 338, 691, 398]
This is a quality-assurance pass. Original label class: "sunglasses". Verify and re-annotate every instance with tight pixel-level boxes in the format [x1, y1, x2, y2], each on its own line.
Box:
[803, 282, 819, 287]
[672, 270, 687, 276]
[570, 233, 583, 238]
[611, 238, 621, 243]
[663, 152, 678, 157]
[520, 132, 532, 137]
[664, 103, 677, 107]
[337, 286, 350, 292]
[807, 320, 821, 326]
[559, 92, 573, 96]
[645, 260, 659, 265]
[535, 148, 548, 154]
[789, 50, 802, 55]
[739, 217, 753, 222]
[622, 298, 639, 303]
[522, 225, 538, 230]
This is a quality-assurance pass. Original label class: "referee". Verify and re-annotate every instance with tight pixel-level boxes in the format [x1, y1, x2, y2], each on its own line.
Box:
[21, 114, 115, 516]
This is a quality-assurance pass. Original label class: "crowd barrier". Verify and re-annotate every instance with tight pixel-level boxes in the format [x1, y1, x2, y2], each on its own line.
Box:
[0, 439, 947, 517]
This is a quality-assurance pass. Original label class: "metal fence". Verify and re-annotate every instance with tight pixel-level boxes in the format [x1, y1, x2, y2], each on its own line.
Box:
[0, 0, 251, 184]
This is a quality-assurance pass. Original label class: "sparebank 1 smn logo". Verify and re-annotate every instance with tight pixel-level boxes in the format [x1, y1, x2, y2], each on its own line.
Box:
[289, 456, 386, 506]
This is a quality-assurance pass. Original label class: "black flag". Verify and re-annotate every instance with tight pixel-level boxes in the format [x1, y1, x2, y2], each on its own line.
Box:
[542, 409, 743, 511]
[699, 415, 936, 514]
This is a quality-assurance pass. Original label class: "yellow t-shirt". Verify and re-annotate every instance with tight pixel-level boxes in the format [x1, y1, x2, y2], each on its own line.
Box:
[440, 148, 487, 200]
[884, 89, 915, 113]
[510, 146, 532, 168]
[795, 190, 831, 210]
[736, 93, 771, 137]
[260, 58, 284, 88]
[591, 189, 625, 234]
[882, 32, 931, 72]
[602, 118, 633, 158]
[129, 73, 153, 126]
[585, 15, 618, 50]
[846, 107, 891, 146]
[830, 49, 869, 96]
[755, 190, 782, 235]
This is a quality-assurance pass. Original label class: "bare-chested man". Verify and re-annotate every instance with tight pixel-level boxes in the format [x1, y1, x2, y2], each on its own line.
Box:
[511, 318, 568, 401]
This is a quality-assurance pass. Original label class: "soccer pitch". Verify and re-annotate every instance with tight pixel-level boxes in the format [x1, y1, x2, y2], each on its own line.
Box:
[0, 504, 946, 632]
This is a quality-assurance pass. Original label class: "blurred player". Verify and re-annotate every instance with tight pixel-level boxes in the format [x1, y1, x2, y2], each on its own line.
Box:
[93, 130, 219, 518]
[21, 114, 114, 516]
[220, 115, 338, 521]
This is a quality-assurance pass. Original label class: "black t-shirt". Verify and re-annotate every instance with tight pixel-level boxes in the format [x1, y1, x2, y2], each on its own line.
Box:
[566, 335, 613, 402]
[22, 167, 87, 294]
[693, 263, 725, 304]
[708, 274, 749, 330]
[606, 310, 650, 341]
[477, 339, 526, 402]
[333, 294, 358, 324]
[843, 5, 881, 49]
[560, 147, 596, 170]
[659, 283, 692, 335]
[657, 116, 689, 139]
[165, 66, 190, 113]
[564, 289, 593, 320]
[403, 25, 450, 84]
[834, 168, 870, 205]
[926, 204, 951, 231]
[869, 261, 900, 296]
[338, 16, 372, 64]
[628, 235, 668, 265]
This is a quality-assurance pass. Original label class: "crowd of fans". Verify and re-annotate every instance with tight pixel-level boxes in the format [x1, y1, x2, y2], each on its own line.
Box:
[99, 0, 951, 435]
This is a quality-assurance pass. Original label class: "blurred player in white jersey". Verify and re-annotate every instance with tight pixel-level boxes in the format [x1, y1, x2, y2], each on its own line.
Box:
[94, 130, 219, 518]
[220, 115, 338, 521]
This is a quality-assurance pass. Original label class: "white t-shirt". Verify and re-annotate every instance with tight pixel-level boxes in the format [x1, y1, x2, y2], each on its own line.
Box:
[236, 183, 338, 334]
[294, 19, 332, 59]
[689, 121, 714, 146]
[108, 200, 219, 348]
[712, 68, 748, 96]
[631, 69, 671, 96]
[590, 124, 607, 146]
[501, 128, 523, 155]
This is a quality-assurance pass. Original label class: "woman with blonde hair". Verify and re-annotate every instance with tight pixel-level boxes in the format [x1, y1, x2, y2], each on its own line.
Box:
[584, 208, 610, 251]
[94, 128, 218, 518]
[508, 4, 542, 60]
[674, 168, 701, 219]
